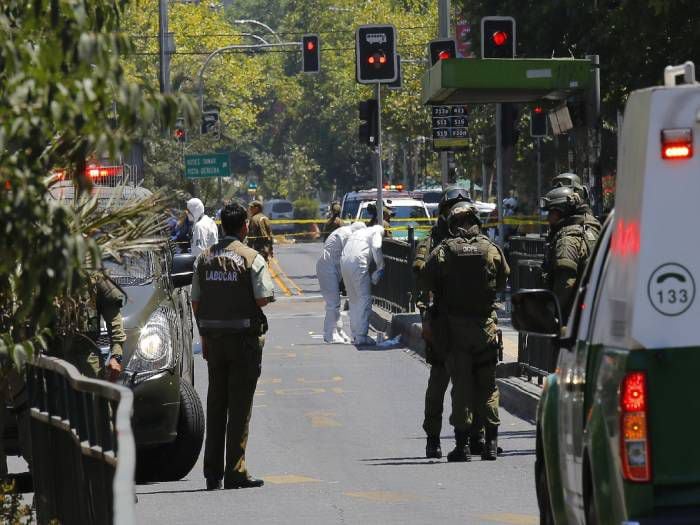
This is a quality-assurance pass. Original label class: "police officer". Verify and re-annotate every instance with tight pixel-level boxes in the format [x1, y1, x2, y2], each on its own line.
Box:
[192, 202, 275, 491]
[540, 186, 597, 323]
[551, 172, 602, 239]
[422, 201, 509, 462]
[413, 186, 470, 459]
[366, 201, 394, 237]
[247, 200, 274, 261]
[322, 201, 343, 241]
[52, 270, 126, 381]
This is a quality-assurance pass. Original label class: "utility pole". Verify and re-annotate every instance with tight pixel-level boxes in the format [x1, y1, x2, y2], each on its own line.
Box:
[438, 0, 450, 189]
[536, 137, 543, 233]
[496, 103, 504, 245]
[375, 83, 384, 221]
[586, 54, 602, 216]
[158, 0, 170, 94]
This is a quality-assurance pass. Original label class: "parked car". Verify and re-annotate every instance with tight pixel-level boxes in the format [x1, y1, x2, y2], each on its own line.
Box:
[411, 187, 442, 217]
[263, 198, 295, 234]
[357, 197, 432, 241]
[512, 62, 700, 524]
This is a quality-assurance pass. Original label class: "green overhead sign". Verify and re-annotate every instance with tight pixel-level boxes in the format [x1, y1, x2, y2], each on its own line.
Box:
[184, 153, 230, 179]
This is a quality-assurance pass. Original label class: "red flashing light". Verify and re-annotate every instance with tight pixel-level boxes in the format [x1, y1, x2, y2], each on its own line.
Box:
[661, 128, 693, 159]
[85, 165, 123, 178]
[611, 219, 640, 257]
[534, 106, 544, 114]
[306, 41, 315, 51]
[368, 56, 375, 64]
[491, 31, 508, 47]
[379, 55, 387, 64]
[438, 50, 451, 60]
[621, 372, 647, 412]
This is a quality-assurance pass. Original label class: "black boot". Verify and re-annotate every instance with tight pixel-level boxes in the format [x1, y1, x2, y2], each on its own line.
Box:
[482, 425, 498, 461]
[426, 436, 442, 459]
[446, 430, 471, 462]
[469, 431, 485, 456]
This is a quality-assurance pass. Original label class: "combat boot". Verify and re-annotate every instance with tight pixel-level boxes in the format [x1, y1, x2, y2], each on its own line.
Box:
[482, 425, 498, 461]
[446, 430, 471, 462]
[425, 435, 442, 459]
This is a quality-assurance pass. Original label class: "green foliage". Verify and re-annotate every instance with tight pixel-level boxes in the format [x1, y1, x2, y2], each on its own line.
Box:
[293, 198, 320, 220]
[0, 0, 193, 368]
[0, 480, 32, 524]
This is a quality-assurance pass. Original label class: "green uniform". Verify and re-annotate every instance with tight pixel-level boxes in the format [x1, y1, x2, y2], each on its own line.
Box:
[322, 216, 343, 241]
[542, 214, 598, 322]
[413, 218, 451, 438]
[422, 225, 509, 435]
[192, 236, 274, 485]
[51, 271, 126, 378]
[247, 212, 274, 261]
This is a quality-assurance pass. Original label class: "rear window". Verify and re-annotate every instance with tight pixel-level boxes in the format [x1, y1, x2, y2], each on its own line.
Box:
[272, 202, 293, 213]
[342, 199, 361, 220]
[104, 253, 155, 287]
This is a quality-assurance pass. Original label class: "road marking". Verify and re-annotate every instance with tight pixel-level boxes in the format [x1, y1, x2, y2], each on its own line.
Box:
[263, 474, 321, 485]
[305, 411, 342, 428]
[258, 377, 282, 384]
[268, 263, 292, 297]
[270, 257, 303, 296]
[476, 513, 538, 525]
[297, 376, 343, 384]
[330, 387, 347, 394]
[253, 404, 267, 408]
[274, 387, 325, 396]
[255, 390, 265, 396]
[265, 352, 297, 358]
[343, 491, 417, 503]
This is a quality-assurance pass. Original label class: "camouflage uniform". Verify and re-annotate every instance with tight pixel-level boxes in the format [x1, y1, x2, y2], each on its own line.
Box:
[52, 272, 126, 378]
[422, 220, 509, 461]
[247, 209, 274, 261]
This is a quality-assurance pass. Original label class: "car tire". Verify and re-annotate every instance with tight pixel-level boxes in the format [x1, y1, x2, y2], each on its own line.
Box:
[536, 431, 555, 525]
[137, 381, 204, 482]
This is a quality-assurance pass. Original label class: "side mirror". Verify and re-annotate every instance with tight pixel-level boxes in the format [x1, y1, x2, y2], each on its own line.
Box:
[511, 289, 562, 338]
[172, 253, 195, 288]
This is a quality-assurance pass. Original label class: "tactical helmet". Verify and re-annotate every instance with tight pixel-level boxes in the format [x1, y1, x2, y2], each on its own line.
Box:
[540, 186, 582, 216]
[447, 201, 481, 234]
[551, 172, 589, 202]
[367, 200, 394, 218]
[438, 185, 472, 217]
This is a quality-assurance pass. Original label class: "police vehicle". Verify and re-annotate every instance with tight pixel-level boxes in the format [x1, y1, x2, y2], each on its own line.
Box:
[512, 62, 700, 524]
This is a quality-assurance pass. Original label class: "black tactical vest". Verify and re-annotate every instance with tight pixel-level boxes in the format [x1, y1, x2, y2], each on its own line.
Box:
[441, 235, 498, 317]
[196, 239, 266, 336]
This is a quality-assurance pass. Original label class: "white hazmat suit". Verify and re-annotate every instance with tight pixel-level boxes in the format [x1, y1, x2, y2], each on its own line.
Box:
[187, 197, 219, 257]
[340, 225, 385, 345]
[316, 222, 366, 344]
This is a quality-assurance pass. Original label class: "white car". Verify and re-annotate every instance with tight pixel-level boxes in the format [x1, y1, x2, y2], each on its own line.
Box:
[262, 198, 295, 234]
[356, 198, 432, 240]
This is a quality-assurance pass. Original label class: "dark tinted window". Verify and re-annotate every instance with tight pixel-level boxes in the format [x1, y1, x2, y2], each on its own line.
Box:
[422, 191, 442, 204]
[272, 201, 293, 213]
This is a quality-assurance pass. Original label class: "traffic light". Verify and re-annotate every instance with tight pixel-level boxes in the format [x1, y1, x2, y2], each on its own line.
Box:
[201, 109, 220, 137]
[359, 99, 379, 146]
[428, 38, 457, 66]
[302, 34, 320, 73]
[481, 16, 516, 58]
[355, 25, 398, 84]
[174, 117, 186, 143]
[531, 105, 548, 137]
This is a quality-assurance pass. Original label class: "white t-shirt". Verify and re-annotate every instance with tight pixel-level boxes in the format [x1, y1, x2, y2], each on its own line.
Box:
[190, 215, 219, 257]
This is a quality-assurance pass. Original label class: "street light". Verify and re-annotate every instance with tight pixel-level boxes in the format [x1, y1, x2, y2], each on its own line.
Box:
[231, 19, 282, 43]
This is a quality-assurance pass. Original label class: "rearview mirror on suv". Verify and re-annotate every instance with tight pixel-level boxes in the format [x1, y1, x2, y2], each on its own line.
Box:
[511, 289, 562, 338]
[172, 253, 195, 288]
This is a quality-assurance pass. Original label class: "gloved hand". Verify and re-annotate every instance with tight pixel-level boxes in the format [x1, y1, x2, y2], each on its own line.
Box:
[371, 268, 384, 285]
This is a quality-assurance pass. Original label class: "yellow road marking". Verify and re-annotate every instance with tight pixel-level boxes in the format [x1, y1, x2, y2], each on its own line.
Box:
[268, 263, 292, 297]
[274, 387, 325, 396]
[265, 352, 297, 358]
[330, 387, 347, 394]
[258, 377, 282, 384]
[263, 475, 321, 485]
[343, 491, 417, 503]
[271, 257, 303, 296]
[253, 404, 267, 408]
[476, 513, 538, 525]
[305, 411, 342, 428]
[254, 391, 265, 396]
[297, 376, 343, 384]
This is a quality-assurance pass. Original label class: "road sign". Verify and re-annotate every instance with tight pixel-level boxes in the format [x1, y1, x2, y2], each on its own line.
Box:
[355, 25, 398, 84]
[431, 105, 469, 150]
[184, 153, 230, 179]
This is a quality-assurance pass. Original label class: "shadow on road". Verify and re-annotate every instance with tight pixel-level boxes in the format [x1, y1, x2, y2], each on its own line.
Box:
[136, 487, 210, 496]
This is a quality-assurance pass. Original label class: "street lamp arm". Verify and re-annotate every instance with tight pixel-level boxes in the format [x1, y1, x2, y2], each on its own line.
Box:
[240, 33, 270, 46]
[232, 19, 282, 43]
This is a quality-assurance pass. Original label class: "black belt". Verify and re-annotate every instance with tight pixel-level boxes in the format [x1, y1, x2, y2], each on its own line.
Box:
[198, 318, 252, 331]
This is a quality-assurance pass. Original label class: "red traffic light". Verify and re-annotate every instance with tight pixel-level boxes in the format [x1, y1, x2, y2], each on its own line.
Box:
[306, 40, 315, 51]
[368, 52, 386, 67]
[438, 50, 451, 60]
[175, 129, 185, 139]
[534, 106, 544, 114]
[491, 31, 508, 47]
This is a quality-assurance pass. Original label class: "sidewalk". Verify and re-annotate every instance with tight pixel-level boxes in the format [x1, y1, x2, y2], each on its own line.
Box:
[370, 305, 541, 423]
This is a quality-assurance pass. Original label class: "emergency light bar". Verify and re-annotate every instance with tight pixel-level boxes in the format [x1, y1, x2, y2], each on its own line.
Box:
[86, 165, 124, 178]
[661, 128, 693, 159]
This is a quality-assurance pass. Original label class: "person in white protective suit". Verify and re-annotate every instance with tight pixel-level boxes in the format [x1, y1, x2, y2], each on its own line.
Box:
[187, 197, 219, 257]
[316, 222, 366, 344]
[340, 225, 386, 346]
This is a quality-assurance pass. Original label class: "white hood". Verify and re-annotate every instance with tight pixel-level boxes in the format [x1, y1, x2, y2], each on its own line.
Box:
[187, 198, 205, 221]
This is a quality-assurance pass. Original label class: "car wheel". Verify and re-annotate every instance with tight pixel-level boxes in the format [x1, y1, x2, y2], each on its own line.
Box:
[536, 431, 555, 525]
[137, 381, 204, 482]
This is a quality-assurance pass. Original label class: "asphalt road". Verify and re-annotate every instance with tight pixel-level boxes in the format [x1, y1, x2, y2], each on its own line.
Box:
[134, 241, 539, 525]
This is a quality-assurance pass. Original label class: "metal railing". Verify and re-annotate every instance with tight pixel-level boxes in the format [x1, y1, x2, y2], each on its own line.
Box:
[371, 228, 417, 314]
[28, 355, 135, 525]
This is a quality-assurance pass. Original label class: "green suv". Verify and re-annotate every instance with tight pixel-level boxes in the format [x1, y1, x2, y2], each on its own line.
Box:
[512, 63, 700, 523]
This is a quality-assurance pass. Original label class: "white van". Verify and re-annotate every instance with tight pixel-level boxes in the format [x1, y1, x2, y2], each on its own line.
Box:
[263, 198, 295, 234]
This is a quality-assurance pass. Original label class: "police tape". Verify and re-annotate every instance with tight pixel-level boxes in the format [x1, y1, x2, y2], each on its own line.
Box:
[215, 215, 545, 226]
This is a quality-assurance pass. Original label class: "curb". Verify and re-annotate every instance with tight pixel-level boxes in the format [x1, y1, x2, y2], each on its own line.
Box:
[371, 306, 541, 423]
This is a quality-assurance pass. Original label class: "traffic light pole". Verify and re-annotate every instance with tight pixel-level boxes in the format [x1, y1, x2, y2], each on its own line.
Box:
[536, 137, 543, 233]
[438, 0, 450, 190]
[375, 83, 384, 221]
[496, 103, 504, 246]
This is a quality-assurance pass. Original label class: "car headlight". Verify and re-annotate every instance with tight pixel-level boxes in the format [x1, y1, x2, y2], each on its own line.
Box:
[127, 310, 174, 374]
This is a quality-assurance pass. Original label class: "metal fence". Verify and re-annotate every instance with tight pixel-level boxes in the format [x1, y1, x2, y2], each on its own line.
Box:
[371, 228, 417, 314]
[28, 355, 135, 525]
[507, 235, 557, 381]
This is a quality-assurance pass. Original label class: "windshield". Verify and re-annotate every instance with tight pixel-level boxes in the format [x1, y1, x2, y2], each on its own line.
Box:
[272, 202, 293, 213]
[342, 199, 360, 220]
[359, 205, 428, 222]
[103, 253, 155, 287]
[421, 192, 442, 204]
